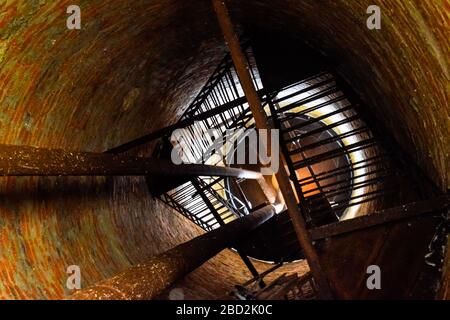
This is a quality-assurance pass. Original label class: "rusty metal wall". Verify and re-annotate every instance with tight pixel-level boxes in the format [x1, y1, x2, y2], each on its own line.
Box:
[0, 0, 227, 299]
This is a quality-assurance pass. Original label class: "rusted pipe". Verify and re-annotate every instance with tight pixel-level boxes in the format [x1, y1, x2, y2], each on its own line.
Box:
[70, 205, 275, 300]
[212, 0, 333, 298]
[0, 144, 262, 179]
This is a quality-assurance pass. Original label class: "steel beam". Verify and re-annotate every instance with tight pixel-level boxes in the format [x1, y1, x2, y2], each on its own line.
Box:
[212, 0, 333, 299]
[242, 262, 284, 287]
[310, 195, 450, 240]
[106, 89, 263, 155]
[70, 205, 275, 300]
[0, 144, 262, 179]
[237, 249, 266, 288]
[105, 97, 245, 154]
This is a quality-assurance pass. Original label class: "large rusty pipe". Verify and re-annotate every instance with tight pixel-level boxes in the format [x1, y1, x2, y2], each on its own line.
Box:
[0, 144, 262, 179]
[212, 0, 333, 298]
[70, 205, 275, 300]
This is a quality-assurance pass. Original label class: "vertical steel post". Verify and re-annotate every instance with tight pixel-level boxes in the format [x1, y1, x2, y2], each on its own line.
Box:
[70, 205, 275, 300]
